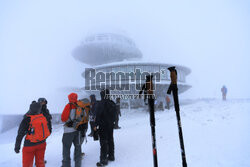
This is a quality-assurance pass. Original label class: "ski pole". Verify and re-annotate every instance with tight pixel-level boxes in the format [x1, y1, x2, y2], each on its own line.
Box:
[146, 75, 158, 167]
[148, 97, 158, 167]
[167, 66, 188, 167]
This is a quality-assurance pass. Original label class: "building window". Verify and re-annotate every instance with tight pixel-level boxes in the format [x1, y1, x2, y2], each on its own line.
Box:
[126, 65, 134, 73]
[160, 66, 167, 80]
[135, 65, 143, 72]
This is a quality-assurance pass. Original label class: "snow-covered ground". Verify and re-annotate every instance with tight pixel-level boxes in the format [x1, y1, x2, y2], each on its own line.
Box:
[0, 99, 250, 167]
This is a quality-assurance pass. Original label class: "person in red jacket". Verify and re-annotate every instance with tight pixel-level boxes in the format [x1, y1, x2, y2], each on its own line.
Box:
[14, 101, 51, 167]
[166, 95, 171, 110]
[61, 93, 82, 167]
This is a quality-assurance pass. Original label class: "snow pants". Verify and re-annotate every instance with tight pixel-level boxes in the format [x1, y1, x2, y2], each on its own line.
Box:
[99, 126, 114, 162]
[22, 142, 46, 167]
[62, 131, 82, 167]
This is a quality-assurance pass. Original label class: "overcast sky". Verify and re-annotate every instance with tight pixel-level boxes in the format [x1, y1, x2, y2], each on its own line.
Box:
[1, 0, 250, 114]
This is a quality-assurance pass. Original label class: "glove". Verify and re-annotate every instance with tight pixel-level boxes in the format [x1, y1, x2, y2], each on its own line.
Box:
[14, 147, 20, 154]
[65, 121, 73, 127]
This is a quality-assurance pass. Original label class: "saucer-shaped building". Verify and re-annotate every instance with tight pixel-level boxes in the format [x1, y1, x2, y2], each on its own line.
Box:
[73, 33, 143, 65]
[73, 33, 191, 108]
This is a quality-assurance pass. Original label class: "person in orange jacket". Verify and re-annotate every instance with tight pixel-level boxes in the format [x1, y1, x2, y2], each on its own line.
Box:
[61, 93, 82, 167]
[14, 101, 51, 167]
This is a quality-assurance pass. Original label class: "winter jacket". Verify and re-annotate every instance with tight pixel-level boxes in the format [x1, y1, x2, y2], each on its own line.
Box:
[61, 93, 78, 133]
[166, 96, 170, 103]
[15, 102, 50, 151]
[95, 99, 116, 128]
[221, 86, 227, 95]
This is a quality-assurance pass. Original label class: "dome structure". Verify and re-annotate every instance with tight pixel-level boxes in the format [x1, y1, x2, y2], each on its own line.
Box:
[73, 33, 142, 65]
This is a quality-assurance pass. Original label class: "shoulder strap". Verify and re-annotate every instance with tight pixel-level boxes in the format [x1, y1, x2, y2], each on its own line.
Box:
[69, 102, 76, 107]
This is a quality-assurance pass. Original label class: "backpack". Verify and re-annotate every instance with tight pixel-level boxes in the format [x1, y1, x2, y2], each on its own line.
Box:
[25, 114, 51, 143]
[70, 99, 90, 130]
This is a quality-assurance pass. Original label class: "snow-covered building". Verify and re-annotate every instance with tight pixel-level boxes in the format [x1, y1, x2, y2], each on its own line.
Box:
[73, 33, 191, 108]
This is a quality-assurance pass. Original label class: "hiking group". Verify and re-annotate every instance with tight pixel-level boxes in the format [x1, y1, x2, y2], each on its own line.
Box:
[14, 89, 121, 167]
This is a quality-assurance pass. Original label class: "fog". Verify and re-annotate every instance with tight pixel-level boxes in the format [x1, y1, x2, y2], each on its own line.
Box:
[1, 0, 250, 114]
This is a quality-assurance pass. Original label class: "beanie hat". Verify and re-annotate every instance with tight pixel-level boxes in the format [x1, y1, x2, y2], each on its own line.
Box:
[29, 102, 41, 114]
[38, 98, 47, 104]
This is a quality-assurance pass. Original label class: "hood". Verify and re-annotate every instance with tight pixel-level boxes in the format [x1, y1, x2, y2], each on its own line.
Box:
[68, 93, 78, 103]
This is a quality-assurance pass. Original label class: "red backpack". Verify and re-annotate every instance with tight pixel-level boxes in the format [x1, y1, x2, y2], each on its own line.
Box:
[25, 114, 51, 143]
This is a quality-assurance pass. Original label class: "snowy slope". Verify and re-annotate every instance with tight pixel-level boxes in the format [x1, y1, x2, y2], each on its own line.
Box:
[0, 99, 250, 167]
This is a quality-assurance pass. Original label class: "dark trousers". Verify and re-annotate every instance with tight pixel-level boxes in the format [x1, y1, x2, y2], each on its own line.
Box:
[114, 115, 119, 128]
[62, 131, 82, 167]
[90, 121, 95, 135]
[99, 126, 114, 162]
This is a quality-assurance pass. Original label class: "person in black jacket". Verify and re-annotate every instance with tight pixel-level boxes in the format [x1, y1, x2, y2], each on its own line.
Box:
[94, 89, 116, 166]
[14, 101, 51, 167]
[139, 75, 154, 106]
[38, 98, 52, 133]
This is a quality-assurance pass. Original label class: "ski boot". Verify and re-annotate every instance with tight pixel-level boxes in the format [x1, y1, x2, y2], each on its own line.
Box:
[96, 160, 108, 166]
[108, 155, 115, 161]
[81, 152, 85, 159]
